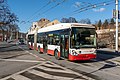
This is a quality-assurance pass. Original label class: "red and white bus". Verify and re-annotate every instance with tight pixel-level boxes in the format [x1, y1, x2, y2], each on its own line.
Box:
[36, 23, 96, 61]
[27, 30, 35, 50]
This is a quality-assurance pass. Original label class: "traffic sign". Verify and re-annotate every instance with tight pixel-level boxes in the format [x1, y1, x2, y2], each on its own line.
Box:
[113, 9, 120, 19]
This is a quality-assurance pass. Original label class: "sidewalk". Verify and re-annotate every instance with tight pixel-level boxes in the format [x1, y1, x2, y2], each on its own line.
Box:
[0, 40, 16, 49]
[0, 41, 8, 47]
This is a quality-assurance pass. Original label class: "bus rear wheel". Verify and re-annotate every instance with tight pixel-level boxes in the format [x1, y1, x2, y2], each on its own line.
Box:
[54, 50, 60, 60]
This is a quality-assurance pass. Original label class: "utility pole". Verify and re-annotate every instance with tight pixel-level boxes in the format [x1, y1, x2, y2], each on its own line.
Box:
[115, 0, 119, 52]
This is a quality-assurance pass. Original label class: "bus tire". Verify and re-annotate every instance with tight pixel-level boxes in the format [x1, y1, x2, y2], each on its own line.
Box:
[54, 50, 60, 60]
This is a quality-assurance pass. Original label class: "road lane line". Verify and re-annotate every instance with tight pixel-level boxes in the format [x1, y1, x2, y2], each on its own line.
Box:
[0, 59, 42, 63]
[18, 46, 45, 61]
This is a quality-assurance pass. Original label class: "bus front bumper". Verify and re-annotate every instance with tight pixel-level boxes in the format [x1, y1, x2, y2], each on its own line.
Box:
[69, 53, 96, 61]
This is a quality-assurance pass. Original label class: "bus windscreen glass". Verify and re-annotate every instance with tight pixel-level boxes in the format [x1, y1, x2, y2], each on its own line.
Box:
[71, 27, 96, 48]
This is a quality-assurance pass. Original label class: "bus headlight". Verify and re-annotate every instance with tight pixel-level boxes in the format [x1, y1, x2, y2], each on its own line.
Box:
[72, 50, 78, 56]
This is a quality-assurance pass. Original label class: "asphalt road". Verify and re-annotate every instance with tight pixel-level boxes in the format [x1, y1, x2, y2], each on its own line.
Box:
[1, 42, 120, 80]
[28, 47, 120, 80]
[0, 42, 95, 80]
[0, 42, 45, 79]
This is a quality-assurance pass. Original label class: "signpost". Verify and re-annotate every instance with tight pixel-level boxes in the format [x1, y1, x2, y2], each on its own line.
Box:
[113, 9, 120, 19]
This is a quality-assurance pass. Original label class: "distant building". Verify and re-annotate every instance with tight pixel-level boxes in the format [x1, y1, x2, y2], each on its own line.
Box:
[28, 18, 50, 33]
[27, 18, 61, 34]
[45, 20, 60, 27]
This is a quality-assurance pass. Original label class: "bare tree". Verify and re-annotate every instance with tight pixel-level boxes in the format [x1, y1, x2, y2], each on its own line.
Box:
[79, 18, 91, 24]
[103, 19, 109, 29]
[0, 2, 19, 40]
[97, 20, 102, 30]
[61, 17, 78, 23]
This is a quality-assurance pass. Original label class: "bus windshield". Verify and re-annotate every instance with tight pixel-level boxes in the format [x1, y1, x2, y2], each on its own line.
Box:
[71, 27, 96, 49]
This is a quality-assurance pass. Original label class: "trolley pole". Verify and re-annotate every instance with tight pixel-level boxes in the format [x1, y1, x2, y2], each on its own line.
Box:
[115, 0, 119, 52]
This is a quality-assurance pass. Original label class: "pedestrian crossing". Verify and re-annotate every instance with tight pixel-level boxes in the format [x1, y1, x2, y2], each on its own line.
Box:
[1, 61, 95, 80]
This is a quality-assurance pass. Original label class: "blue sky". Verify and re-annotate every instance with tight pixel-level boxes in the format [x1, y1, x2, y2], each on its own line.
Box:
[7, 0, 117, 33]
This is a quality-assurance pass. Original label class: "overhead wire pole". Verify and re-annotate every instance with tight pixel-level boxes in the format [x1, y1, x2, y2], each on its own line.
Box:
[115, 0, 119, 52]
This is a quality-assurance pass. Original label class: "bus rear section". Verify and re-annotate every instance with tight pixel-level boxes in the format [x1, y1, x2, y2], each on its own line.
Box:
[28, 34, 34, 50]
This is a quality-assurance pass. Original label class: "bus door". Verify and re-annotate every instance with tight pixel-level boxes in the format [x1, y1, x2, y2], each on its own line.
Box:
[31, 35, 34, 49]
[43, 36, 47, 53]
[60, 35, 69, 58]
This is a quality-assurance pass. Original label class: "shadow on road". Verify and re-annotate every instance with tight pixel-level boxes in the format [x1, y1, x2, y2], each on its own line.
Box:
[0, 44, 28, 52]
[72, 49, 120, 64]
[0, 44, 16, 49]
[96, 49, 120, 61]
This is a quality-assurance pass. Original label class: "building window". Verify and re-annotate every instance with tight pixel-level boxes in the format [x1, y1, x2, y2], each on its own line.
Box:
[34, 25, 36, 28]
[43, 19, 45, 21]
[52, 23, 54, 25]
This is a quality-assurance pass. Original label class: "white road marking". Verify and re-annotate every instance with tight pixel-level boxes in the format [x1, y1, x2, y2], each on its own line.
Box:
[25, 51, 29, 53]
[12, 74, 32, 80]
[1, 61, 95, 80]
[28, 69, 73, 80]
[29, 52, 45, 61]
[37, 65, 75, 74]
[1, 62, 47, 80]
[18, 45, 45, 61]
[0, 59, 42, 63]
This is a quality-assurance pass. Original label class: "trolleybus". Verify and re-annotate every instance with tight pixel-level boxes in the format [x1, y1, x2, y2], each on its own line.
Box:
[36, 23, 96, 61]
[27, 30, 35, 50]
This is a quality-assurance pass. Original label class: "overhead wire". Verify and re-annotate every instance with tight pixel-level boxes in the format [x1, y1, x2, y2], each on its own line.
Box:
[24, 0, 115, 24]
[76, 1, 92, 7]
[54, 0, 115, 20]
[26, 0, 68, 23]
[26, 0, 54, 22]
[72, 0, 115, 15]
[27, 0, 115, 31]
[20, 0, 56, 24]
[73, 0, 113, 13]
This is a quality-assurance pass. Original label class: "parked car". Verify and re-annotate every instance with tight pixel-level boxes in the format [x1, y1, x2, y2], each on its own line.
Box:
[18, 38, 25, 45]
